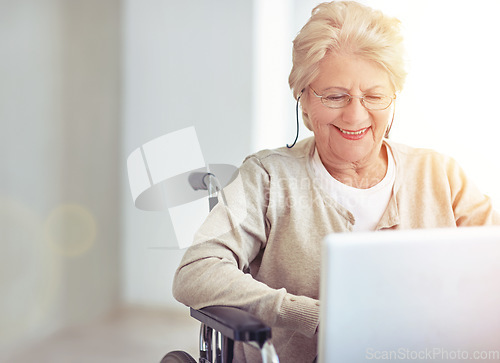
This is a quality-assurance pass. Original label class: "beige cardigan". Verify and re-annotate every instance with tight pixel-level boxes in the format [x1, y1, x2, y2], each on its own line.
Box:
[173, 137, 500, 362]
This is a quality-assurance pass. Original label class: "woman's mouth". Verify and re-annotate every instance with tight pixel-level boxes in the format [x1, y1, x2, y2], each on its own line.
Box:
[333, 125, 370, 140]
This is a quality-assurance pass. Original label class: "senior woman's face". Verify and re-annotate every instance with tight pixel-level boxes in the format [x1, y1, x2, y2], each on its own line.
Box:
[302, 53, 394, 169]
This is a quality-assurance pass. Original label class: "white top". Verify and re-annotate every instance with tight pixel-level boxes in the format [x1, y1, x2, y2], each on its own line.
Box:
[311, 146, 395, 231]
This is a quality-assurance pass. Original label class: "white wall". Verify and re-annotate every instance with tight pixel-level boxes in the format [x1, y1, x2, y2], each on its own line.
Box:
[1, 0, 121, 356]
[121, 0, 254, 308]
[389, 0, 500, 207]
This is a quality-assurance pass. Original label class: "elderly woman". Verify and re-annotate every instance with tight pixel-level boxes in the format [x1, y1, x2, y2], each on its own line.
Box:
[173, 1, 500, 362]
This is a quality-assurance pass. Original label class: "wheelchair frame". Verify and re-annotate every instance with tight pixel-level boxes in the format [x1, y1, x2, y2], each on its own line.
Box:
[160, 306, 278, 363]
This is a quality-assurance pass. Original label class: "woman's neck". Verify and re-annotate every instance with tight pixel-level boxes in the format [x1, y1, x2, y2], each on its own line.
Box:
[320, 144, 388, 189]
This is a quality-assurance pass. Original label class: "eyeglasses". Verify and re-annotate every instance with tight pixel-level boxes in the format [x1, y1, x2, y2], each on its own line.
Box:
[310, 87, 396, 110]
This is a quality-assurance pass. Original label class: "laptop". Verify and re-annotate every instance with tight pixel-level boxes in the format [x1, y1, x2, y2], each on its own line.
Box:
[318, 226, 500, 363]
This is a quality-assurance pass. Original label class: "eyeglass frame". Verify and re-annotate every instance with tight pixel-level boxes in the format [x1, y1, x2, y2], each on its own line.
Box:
[309, 86, 396, 110]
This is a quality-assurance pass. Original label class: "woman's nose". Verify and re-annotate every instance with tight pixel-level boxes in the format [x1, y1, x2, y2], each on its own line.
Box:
[341, 96, 368, 122]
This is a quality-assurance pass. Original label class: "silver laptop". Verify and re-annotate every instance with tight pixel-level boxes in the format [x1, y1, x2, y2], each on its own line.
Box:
[319, 226, 500, 363]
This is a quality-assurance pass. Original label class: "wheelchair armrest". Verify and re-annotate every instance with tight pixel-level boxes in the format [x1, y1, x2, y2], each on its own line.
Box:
[190, 306, 271, 347]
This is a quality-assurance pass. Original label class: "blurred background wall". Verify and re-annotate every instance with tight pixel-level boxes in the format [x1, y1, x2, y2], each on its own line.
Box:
[121, 0, 253, 308]
[1, 0, 121, 354]
[1, 0, 500, 359]
[1, 0, 255, 357]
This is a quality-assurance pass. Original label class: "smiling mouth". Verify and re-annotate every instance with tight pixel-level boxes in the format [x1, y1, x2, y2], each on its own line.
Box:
[335, 126, 370, 136]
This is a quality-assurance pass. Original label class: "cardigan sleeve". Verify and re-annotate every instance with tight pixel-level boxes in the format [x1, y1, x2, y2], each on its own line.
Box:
[445, 156, 500, 226]
[172, 155, 320, 338]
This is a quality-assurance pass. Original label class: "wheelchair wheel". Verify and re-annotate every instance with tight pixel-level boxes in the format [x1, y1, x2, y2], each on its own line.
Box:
[160, 350, 196, 363]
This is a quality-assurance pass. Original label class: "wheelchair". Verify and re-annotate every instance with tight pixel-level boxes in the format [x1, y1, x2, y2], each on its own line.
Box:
[160, 305, 278, 363]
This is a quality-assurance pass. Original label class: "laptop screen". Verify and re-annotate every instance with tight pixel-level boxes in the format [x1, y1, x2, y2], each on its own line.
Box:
[319, 226, 500, 363]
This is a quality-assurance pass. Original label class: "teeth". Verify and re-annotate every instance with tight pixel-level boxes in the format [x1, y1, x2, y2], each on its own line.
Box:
[339, 127, 367, 135]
